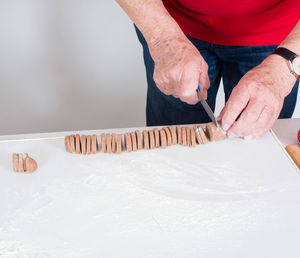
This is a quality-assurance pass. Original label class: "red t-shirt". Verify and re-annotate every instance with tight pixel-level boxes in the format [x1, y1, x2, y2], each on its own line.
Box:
[162, 0, 300, 46]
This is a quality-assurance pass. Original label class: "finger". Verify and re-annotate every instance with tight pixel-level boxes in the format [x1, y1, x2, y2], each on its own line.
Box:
[227, 98, 265, 137]
[243, 105, 278, 139]
[198, 63, 210, 100]
[178, 61, 201, 105]
[217, 108, 225, 123]
[221, 86, 250, 131]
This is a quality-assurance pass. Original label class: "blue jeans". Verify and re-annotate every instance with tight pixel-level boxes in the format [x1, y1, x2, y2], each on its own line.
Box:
[135, 26, 299, 126]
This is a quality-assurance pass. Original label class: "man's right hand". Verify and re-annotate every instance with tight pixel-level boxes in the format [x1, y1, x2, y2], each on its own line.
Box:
[149, 37, 210, 105]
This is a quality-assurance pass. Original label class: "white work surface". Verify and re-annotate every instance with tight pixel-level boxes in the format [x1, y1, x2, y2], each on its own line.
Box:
[1, 122, 300, 258]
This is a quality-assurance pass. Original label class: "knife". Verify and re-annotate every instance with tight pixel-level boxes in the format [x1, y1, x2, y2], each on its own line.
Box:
[196, 85, 219, 128]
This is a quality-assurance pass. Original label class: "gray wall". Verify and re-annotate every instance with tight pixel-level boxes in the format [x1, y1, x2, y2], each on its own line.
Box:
[0, 0, 299, 135]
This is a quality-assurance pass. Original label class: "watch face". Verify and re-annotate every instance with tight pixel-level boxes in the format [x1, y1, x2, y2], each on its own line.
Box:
[292, 56, 300, 76]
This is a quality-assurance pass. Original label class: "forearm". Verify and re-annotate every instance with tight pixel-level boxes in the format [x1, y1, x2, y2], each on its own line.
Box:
[264, 19, 300, 97]
[116, 0, 185, 47]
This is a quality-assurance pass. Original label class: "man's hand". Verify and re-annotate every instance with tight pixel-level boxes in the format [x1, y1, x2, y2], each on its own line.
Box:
[218, 54, 297, 139]
[149, 37, 210, 104]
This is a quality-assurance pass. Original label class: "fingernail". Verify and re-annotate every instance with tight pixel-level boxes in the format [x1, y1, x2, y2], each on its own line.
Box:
[244, 135, 253, 140]
[228, 131, 236, 138]
[222, 123, 230, 131]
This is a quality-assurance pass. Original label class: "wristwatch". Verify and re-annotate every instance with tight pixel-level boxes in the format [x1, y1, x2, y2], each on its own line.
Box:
[272, 47, 300, 80]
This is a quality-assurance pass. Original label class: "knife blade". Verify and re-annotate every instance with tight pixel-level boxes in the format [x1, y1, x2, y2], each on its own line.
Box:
[196, 85, 219, 128]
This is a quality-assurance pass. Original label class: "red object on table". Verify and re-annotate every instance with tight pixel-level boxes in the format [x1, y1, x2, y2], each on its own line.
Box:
[298, 130, 300, 143]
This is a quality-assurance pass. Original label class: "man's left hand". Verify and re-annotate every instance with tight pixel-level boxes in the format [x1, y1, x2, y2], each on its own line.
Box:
[218, 54, 297, 139]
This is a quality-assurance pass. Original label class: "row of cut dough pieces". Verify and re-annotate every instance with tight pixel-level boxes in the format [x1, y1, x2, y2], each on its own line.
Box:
[64, 122, 227, 154]
[101, 122, 227, 153]
[102, 126, 188, 153]
[65, 134, 98, 154]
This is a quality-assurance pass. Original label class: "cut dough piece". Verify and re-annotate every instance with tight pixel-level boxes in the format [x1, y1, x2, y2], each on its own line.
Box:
[194, 126, 202, 144]
[186, 127, 191, 146]
[86, 135, 91, 154]
[205, 122, 228, 142]
[131, 132, 137, 151]
[24, 153, 38, 173]
[196, 126, 209, 144]
[69, 135, 75, 153]
[106, 134, 112, 153]
[116, 134, 122, 154]
[101, 133, 106, 153]
[159, 129, 167, 149]
[125, 133, 132, 152]
[92, 135, 98, 154]
[81, 135, 87, 154]
[153, 128, 160, 148]
[135, 130, 142, 150]
[176, 126, 182, 145]
[149, 130, 155, 149]
[143, 130, 149, 150]
[163, 127, 172, 146]
[111, 133, 117, 153]
[13, 153, 19, 172]
[18, 153, 24, 172]
[168, 126, 177, 145]
[190, 127, 196, 147]
[181, 127, 187, 146]
[65, 136, 71, 153]
[285, 145, 300, 169]
[75, 134, 81, 154]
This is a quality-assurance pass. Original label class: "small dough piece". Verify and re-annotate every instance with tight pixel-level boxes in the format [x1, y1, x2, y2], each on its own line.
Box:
[111, 133, 117, 153]
[149, 130, 155, 149]
[163, 127, 172, 146]
[186, 127, 191, 146]
[285, 145, 300, 169]
[125, 133, 132, 152]
[205, 122, 228, 142]
[13, 153, 19, 172]
[116, 134, 122, 154]
[190, 127, 196, 147]
[181, 127, 187, 146]
[168, 126, 177, 145]
[75, 134, 81, 154]
[69, 135, 75, 153]
[106, 134, 112, 153]
[194, 126, 202, 144]
[153, 128, 160, 148]
[197, 126, 209, 144]
[81, 135, 87, 154]
[92, 134, 98, 154]
[18, 153, 24, 172]
[135, 130, 142, 150]
[176, 126, 182, 145]
[13, 153, 38, 173]
[131, 132, 137, 151]
[65, 136, 71, 153]
[143, 130, 149, 150]
[101, 133, 106, 153]
[159, 129, 167, 149]
[86, 135, 92, 154]
[24, 154, 38, 173]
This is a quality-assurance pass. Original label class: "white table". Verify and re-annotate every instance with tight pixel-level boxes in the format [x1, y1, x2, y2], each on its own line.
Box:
[0, 120, 300, 258]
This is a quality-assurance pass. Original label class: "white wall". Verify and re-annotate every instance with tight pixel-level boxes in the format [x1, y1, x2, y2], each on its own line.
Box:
[0, 0, 299, 135]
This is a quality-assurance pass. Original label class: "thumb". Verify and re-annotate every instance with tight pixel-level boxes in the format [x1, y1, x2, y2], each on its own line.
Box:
[198, 66, 210, 100]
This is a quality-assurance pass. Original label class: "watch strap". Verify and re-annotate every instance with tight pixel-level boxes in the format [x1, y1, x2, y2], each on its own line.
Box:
[273, 47, 297, 61]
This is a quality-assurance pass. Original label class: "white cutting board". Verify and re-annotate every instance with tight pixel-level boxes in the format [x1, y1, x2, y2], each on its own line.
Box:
[0, 127, 300, 258]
